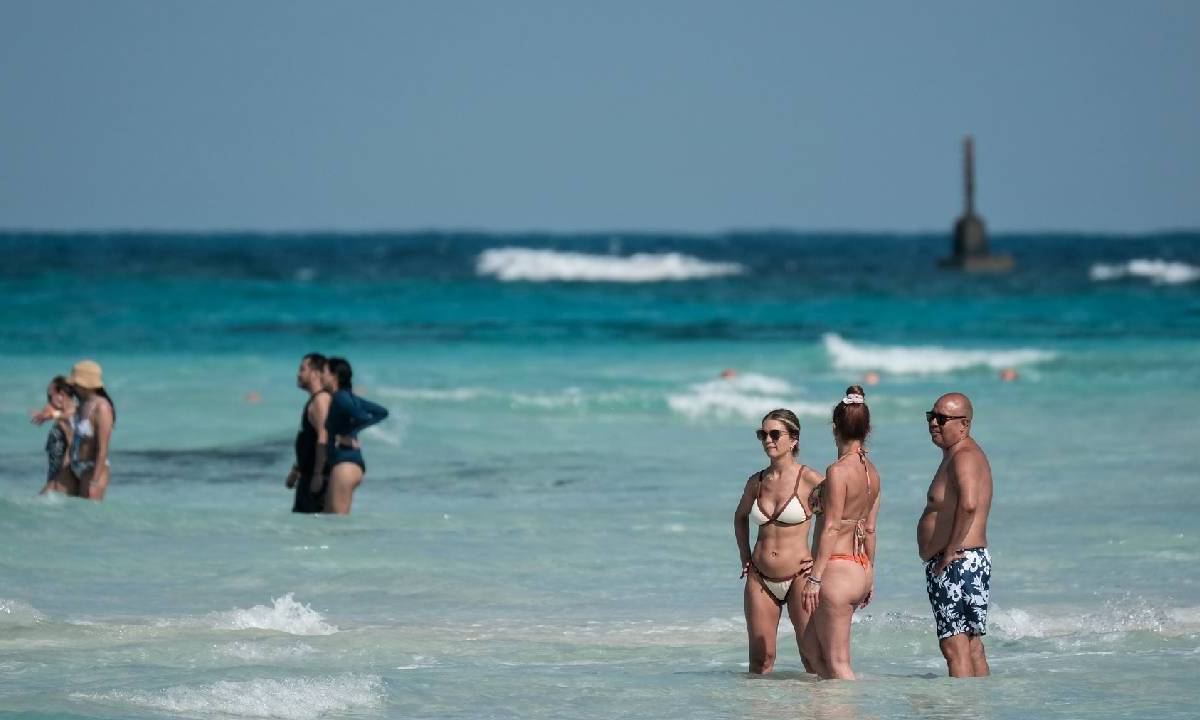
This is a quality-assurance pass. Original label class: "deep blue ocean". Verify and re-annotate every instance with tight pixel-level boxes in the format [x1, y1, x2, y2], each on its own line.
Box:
[1, 231, 1198, 720]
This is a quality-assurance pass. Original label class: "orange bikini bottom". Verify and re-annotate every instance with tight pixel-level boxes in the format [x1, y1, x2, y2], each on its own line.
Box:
[829, 553, 871, 568]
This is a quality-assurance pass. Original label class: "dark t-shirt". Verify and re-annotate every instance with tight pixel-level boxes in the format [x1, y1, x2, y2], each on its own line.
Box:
[292, 392, 328, 513]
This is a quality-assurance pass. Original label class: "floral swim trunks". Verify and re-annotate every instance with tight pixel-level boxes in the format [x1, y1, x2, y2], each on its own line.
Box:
[924, 547, 991, 639]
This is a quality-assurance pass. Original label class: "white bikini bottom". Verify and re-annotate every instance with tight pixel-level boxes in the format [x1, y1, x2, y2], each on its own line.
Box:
[751, 559, 813, 604]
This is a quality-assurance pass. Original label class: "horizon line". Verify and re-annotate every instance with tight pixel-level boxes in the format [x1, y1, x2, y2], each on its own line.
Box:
[2, 226, 1198, 238]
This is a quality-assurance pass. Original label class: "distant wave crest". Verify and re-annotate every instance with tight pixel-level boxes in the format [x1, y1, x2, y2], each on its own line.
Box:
[74, 674, 384, 720]
[668, 373, 827, 421]
[375, 387, 485, 402]
[476, 247, 744, 282]
[822, 333, 1055, 375]
[1089, 258, 1200, 285]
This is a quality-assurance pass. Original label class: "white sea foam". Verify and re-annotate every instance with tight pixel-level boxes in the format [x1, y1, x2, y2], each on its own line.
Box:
[374, 385, 641, 412]
[210, 595, 337, 636]
[476, 247, 744, 283]
[511, 387, 586, 409]
[822, 333, 1056, 375]
[991, 600, 1200, 640]
[373, 386, 486, 402]
[75, 674, 383, 720]
[1166, 606, 1200, 626]
[1090, 258, 1200, 285]
[0, 598, 45, 625]
[668, 373, 827, 421]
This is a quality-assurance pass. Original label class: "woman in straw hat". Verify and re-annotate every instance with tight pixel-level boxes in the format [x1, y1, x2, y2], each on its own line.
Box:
[66, 360, 116, 500]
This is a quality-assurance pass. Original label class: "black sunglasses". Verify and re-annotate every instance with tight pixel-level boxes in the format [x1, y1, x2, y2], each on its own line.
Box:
[926, 411, 967, 426]
[756, 429, 789, 442]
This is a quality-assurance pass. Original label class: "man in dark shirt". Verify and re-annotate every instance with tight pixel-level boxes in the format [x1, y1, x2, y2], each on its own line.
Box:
[286, 353, 331, 513]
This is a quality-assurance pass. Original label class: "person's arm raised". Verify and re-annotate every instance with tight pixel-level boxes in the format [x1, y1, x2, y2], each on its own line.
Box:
[347, 395, 389, 432]
[30, 403, 59, 425]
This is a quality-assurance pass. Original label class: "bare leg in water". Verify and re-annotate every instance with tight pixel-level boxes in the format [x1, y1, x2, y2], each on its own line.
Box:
[804, 560, 871, 679]
[325, 462, 363, 515]
[939, 633, 990, 677]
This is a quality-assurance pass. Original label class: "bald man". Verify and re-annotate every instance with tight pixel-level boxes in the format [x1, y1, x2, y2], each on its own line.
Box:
[918, 392, 993, 678]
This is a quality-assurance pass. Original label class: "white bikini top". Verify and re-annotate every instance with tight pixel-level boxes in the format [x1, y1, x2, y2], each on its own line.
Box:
[749, 467, 811, 527]
[72, 415, 94, 439]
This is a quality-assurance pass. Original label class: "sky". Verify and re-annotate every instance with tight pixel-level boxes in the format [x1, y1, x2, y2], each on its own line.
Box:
[1, 1, 1197, 234]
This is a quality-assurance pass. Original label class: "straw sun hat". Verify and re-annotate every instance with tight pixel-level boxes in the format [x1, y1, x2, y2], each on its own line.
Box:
[68, 359, 104, 390]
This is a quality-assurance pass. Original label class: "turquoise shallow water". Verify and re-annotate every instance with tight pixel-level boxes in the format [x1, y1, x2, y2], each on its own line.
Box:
[1, 232, 1198, 719]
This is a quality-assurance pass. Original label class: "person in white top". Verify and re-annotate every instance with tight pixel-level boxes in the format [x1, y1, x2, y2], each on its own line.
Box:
[65, 360, 116, 501]
[733, 408, 825, 674]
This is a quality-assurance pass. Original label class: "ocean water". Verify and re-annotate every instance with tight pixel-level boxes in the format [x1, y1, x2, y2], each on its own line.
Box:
[1, 231, 1198, 720]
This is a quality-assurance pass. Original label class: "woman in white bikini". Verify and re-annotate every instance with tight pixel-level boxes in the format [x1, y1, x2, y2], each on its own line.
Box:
[65, 360, 116, 501]
[733, 408, 825, 674]
[800, 385, 882, 679]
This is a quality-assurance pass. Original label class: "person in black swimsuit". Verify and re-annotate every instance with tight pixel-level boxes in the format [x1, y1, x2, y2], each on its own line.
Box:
[287, 353, 332, 513]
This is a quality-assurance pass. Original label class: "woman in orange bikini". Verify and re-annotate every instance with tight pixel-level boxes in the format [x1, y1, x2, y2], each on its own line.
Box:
[733, 408, 825, 674]
[801, 385, 882, 679]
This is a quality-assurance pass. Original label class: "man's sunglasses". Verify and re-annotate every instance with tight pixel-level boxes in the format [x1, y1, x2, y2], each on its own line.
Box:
[926, 411, 967, 426]
[756, 429, 789, 442]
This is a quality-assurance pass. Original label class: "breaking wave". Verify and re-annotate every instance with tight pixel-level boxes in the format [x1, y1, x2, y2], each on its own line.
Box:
[476, 247, 744, 282]
[667, 373, 827, 421]
[822, 333, 1056, 375]
[209, 594, 337, 636]
[1090, 258, 1200, 285]
[0, 598, 46, 625]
